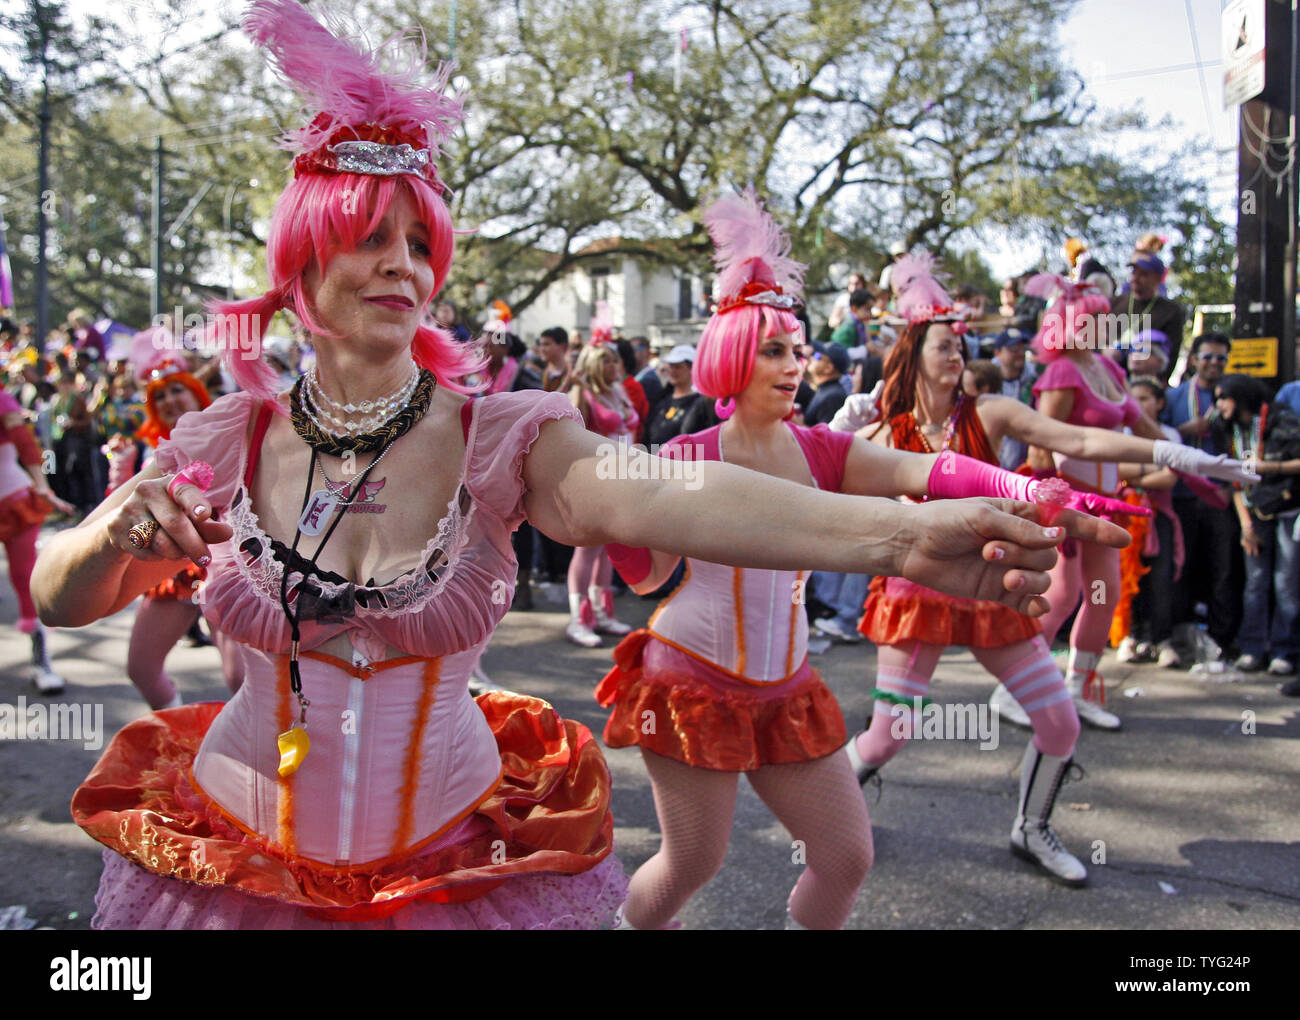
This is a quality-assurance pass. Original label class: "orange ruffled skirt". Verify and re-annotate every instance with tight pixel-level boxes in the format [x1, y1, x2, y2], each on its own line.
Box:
[145, 562, 205, 601]
[858, 576, 1041, 648]
[72, 693, 623, 927]
[0, 487, 51, 542]
[595, 629, 847, 771]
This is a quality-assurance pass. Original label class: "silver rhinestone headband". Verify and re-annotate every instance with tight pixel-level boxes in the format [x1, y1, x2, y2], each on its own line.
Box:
[327, 141, 431, 177]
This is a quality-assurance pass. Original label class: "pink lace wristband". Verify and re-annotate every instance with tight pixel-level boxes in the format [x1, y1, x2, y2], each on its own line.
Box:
[168, 460, 215, 501]
[607, 543, 653, 585]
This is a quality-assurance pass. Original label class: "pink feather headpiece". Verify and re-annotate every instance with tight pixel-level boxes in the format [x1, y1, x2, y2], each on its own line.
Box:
[703, 189, 805, 315]
[243, 0, 463, 193]
[892, 252, 967, 333]
[589, 301, 614, 346]
[1024, 273, 1112, 360]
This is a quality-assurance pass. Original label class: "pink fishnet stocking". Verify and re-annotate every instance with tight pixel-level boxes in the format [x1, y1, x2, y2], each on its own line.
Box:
[623, 750, 738, 930]
[747, 753, 873, 929]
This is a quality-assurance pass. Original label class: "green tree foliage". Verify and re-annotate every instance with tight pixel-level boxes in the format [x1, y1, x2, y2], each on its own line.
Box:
[0, 0, 1224, 332]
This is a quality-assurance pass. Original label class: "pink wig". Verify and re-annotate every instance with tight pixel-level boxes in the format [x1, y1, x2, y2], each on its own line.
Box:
[693, 304, 802, 410]
[212, 0, 482, 403]
[1024, 273, 1112, 362]
[695, 189, 804, 413]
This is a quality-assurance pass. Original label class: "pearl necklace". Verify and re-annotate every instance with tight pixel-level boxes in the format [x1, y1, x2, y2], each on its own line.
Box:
[304, 364, 420, 437]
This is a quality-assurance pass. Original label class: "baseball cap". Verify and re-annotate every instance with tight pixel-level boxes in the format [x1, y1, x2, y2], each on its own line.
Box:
[812, 342, 850, 374]
[993, 328, 1030, 349]
[888, 241, 907, 257]
[662, 344, 696, 365]
[1128, 253, 1166, 274]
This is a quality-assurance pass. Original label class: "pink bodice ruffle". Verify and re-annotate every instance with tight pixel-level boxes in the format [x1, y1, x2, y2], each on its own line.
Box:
[149, 390, 586, 866]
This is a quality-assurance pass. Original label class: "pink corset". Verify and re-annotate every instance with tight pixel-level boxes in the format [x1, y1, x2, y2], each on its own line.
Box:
[152, 388, 584, 865]
[647, 422, 851, 683]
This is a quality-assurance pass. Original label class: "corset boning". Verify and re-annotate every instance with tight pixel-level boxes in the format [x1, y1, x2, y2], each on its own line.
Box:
[191, 643, 502, 866]
[649, 559, 808, 683]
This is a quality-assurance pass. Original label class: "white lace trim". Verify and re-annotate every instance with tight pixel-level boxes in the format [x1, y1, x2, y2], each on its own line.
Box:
[225, 483, 476, 618]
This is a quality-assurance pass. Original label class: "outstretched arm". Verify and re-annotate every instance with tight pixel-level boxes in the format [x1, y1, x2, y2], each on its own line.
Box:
[522, 417, 1128, 617]
[987, 394, 1255, 484]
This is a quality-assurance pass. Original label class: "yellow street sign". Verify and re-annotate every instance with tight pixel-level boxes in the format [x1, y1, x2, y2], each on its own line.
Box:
[1226, 337, 1278, 377]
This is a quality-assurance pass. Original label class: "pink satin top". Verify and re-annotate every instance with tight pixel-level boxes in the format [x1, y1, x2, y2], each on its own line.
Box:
[153, 389, 583, 866]
[0, 391, 33, 501]
[586, 391, 638, 441]
[1034, 356, 1141, 494]
[645, 424, 853, 683]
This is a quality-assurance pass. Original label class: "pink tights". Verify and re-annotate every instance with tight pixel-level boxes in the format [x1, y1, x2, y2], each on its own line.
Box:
[624, 749, 873, 930]
[4, 524, 40, 622]
[1036, 542, 1121, 655]
[855, 636, 1080, 766]
[568, 545, 612, 597]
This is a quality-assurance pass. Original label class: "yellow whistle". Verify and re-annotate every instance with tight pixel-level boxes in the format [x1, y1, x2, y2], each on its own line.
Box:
[276, 726, 311, 776]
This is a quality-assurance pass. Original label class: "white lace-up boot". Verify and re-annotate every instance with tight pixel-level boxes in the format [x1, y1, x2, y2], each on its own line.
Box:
[565, 592, 602, 647]
[588, 586, 632, 636]
[26, 621, 65, 695]
[1009, 743, 1087, 886]
[1065, 650, 1121, 730]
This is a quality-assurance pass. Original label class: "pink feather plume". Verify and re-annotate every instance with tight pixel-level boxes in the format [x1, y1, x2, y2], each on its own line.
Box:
[703, 189, 805, 302]
[892, 251, 956, 323]
[590, 300, 613, 345]
[243, 0, 463, 157]
[1024, 272, 1111, 316]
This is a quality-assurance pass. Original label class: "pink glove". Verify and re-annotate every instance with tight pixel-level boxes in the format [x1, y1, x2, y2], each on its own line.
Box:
[1058, 489, 1151, 522]
[607, 542, 652, 585]
[1173, 469, 1230, 510]
[926, 451, 1036, 502]
[925, 453, 1151, 522]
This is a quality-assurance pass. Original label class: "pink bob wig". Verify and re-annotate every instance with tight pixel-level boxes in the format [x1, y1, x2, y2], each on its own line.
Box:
[692, 303, 804, 416]
[1024, 272, 1113, 363]
[205, 170, 484, 403]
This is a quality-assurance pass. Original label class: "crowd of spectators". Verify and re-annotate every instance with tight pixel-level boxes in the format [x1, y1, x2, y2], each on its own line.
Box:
[5, 230, 1300, 694]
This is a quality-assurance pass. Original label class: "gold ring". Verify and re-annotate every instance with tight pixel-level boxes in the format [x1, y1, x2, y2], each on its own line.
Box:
[127, 519, 159, 549]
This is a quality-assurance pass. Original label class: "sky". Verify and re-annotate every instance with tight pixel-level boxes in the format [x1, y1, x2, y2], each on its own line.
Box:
[47, 0, 1249, 280]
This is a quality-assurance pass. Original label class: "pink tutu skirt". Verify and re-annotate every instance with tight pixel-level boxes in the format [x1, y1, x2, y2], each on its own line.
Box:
[92, 848, 628, 930]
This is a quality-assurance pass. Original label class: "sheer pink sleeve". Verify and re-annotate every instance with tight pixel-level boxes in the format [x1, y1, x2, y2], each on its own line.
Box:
[152, 391, 261, 515]
[464, 391, 584, 527]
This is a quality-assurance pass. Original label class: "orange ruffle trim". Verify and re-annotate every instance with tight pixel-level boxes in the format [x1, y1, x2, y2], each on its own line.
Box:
[71, 693, 614, 923]
[594, 629, 847, 771]
[858, 577, 1041, 648]
[145, 563, 205, 601]
[0, 487, 51, 541]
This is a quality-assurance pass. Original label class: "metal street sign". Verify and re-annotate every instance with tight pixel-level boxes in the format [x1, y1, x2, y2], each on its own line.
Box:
[1223, 0, 1267, 109]
[1226, 336, 1278, 377]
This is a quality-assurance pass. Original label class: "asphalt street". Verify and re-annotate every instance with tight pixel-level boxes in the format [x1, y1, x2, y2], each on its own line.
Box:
[2, 563, 1298, 931]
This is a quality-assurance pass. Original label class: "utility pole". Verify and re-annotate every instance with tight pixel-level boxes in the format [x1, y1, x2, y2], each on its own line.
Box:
[34, 0, 51, 347]
[1233, 0, 1299, 386]
[152, 135, 164, 320]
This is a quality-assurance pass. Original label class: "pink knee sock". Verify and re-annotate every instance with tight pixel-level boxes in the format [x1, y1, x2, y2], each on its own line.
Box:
[973, 638, 1079, 756]
[854, 641, 942, 766]
[5, 526, 40, 622]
